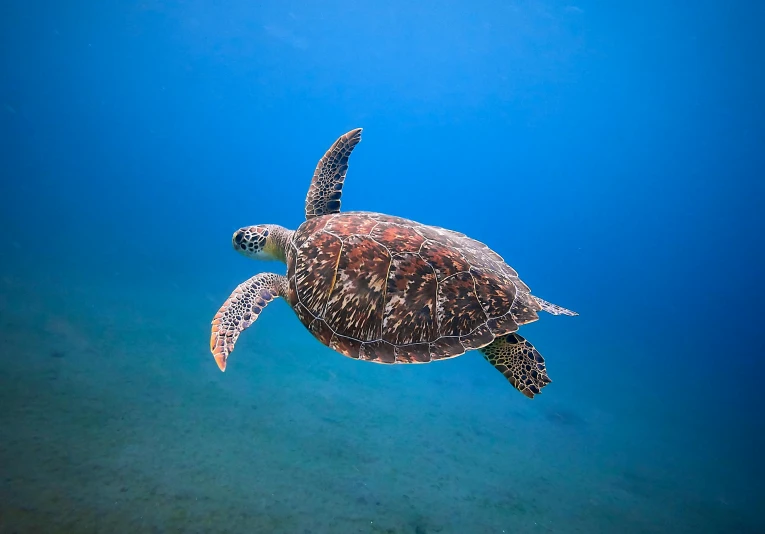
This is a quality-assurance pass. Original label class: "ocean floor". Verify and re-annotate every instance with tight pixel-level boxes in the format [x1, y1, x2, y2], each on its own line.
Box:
[0, 273, 760, 533]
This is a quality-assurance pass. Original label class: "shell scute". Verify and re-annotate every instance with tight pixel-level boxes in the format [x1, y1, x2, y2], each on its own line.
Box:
[470, 266, 516, 318]
[294, 232, 342, 315]
[368, 213, 413, 226]
[486, 312, 520, 336]
[510, 295, 540, 326]
[370, 223, 425, 253]
[293, 301, 314, 327]
[293, 216, 329, 249]
[309, 318, 334, 346]
[437, 272, 488, 337]
[323, 234, 390, 340]
[324, 215, 378, 236]
[360, 340, 397, 363]
[383, 254, 438, 345]
[414, 225, 467, 249]
[430, 337, 466, 360]
[395, 343, 432, 363]
[330, 334, 361, 359]
[419, 240, 471, 280]
[459, 324, 495, 350]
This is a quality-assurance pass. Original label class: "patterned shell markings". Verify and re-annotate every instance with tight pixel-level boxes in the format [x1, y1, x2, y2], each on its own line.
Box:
[287, 211, 541, 364]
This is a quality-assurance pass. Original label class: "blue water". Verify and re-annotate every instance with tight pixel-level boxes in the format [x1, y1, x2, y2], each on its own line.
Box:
[1, 1, 763, 532]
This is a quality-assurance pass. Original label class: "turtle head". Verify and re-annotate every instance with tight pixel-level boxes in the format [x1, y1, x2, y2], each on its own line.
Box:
[232, 225, 290, 263]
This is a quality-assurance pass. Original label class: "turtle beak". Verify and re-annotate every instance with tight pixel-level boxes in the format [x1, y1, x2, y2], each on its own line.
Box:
[232, 229, 244, 249]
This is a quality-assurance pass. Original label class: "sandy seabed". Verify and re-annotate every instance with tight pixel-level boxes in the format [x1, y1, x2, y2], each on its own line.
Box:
[0, 275, 759, 534]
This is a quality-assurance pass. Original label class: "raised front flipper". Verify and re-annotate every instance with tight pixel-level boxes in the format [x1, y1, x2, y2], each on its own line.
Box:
[304, 128, 362, 219]
[480, 333, 552, 398]
[210, 273, 287, 371]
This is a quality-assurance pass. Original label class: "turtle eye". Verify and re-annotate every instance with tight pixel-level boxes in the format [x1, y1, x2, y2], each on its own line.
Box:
[234, 231, 244, 245]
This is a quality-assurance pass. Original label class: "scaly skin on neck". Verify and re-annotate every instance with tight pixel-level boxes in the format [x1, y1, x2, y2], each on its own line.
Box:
[263, 225, 294, 263]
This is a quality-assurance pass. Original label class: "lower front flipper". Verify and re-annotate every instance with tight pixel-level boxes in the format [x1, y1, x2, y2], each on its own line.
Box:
[210, 272, 287, 371]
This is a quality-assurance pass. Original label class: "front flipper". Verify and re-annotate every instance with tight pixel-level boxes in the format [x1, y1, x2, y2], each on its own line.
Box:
[480, 333, 551, 398]
[210, 273, 287, 371]
[304, 128, 362, 219]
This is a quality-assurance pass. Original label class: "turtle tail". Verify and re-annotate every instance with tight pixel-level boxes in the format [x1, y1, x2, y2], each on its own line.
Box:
[533, 296, 578, 316]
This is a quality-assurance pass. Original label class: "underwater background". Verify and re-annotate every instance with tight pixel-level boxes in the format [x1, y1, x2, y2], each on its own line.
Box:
[1, 1, 763, 532]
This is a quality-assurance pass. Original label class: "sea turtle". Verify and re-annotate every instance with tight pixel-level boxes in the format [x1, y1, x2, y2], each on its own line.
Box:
[211, 128, 577, 398]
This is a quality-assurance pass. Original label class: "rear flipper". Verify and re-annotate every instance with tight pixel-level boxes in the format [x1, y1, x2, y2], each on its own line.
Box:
[533, 296, 578, 316]
[480, 333, 551, 399]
